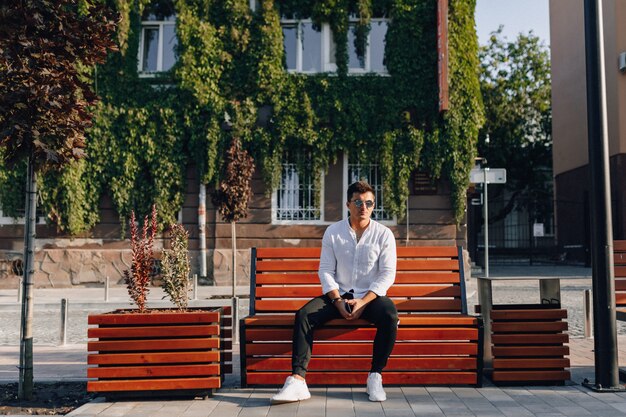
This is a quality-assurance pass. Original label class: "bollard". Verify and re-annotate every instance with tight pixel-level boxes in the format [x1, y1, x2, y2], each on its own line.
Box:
[60, 298, 68, 346]
[17, 277, 22, 304]
[232, 296, 239, 345]
[193, 274, 198, 301]
[584, 289, 592, 338]
[104, 276, 109, 302]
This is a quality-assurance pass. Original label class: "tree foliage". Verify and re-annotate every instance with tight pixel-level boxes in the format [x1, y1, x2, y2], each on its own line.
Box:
[0, 0, 118, 169]
[0, 0, 484, 232]
[212, 136, 255, 223]
[478, 28, 552, 222]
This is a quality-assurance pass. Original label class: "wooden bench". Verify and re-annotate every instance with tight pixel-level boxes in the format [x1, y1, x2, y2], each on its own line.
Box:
[240, 246, 484, 387]
[614, 240, 626, 321]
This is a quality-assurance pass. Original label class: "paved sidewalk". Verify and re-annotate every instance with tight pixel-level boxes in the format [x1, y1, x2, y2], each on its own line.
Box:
[7, 265, 626, 416]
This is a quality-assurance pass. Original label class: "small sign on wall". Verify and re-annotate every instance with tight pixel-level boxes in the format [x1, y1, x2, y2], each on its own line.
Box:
[533, 223, 545, 237]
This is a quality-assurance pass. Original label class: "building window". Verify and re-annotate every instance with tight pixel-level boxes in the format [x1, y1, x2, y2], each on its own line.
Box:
[348, 19, 388, 74]
[281, 20, 336, 73]
[344, 154, 394, 223]
[138, 14, 177, 74]
[272, 155, 323, 223]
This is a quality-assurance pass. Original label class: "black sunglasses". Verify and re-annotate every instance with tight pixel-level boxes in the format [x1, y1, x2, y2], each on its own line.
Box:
[351, 199, 374, 209]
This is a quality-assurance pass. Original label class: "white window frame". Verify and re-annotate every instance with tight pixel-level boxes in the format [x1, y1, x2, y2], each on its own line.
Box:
[281, 20, 336, 73]
[271, 162, 329, 225]
[137, 19, 177, 76]
[347, 18, 389, 75]
[342, 153, 396, 225]
[0, 207, 45, 225]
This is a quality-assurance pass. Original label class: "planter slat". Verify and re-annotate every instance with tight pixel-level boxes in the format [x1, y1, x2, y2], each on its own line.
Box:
[88, 338, 219, 352]
[88, 364, 220, 378]
[88, 351, 220, 365]
[88, 324, 219, 339]
[87, 377, 221, 392]
[88, 311, 220, 325]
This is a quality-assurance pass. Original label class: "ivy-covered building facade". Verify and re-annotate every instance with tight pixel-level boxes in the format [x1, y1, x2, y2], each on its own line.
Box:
[0, 0, 483, 288]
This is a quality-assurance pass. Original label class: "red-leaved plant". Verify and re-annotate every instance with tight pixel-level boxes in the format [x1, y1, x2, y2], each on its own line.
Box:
[123, 205, 157, 313]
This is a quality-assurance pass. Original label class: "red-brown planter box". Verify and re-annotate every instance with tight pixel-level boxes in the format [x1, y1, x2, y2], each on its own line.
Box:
[87, 308, 222, 396]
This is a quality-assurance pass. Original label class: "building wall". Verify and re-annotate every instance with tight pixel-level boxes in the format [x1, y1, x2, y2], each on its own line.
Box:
[551, 0, 626, 252]
[0, 154, 464, 289]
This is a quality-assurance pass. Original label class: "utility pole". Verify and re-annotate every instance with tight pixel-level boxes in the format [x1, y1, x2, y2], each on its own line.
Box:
[582, 0, 623, 392]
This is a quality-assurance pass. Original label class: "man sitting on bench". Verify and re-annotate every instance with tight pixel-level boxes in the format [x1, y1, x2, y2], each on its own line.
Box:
[272, 181, 398, 403]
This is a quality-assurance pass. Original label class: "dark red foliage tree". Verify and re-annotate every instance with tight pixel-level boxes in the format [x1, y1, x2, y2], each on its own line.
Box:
[211, 136, 254, 308]
[0, 0, 118, 399]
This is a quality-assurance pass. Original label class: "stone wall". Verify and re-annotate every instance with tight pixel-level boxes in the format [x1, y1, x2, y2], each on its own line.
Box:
[0, 248, 251, 289]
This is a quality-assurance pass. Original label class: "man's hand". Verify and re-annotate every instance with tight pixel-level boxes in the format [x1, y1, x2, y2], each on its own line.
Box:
[345, 298, 367, 320]
[337, 300, 353, 319]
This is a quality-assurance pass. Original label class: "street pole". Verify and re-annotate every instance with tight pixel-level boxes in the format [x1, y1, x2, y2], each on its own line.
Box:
[582, 0, 622, 391]
[483, 168, 489, 278]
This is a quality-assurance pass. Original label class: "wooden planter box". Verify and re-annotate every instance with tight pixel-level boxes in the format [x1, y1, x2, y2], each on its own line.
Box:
[87, 308, 224, 396]
[489, 304, 570, 385]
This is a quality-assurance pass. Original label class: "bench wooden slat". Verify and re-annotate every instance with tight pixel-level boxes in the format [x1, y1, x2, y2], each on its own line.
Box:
[87, 377, 221, 392]
[87, 351, 220, 365]
[246, 328, 478, 342]
[256, 247, 320, 258]
[616, 266, 626, 278]
[492, 346, 569, 357]
[245, 342, 478, 356]
[492, 358, 570, 369]
[491, 322, 568, 333]
[256, 259, 461, 272]
[245, 314, 479, 327]
[254, 298, 463, 312]
[255, 285, 461, 299]
[616, 293, 626, 306]
[247, 357, 477, 371]
[245, 371, 478, 386]
[255, 246, 460, 259]
[87, 364, 220, 378]
[256, 272, 463, 285]
[614, 240, 626, 251]
[615, 279, 626, 291]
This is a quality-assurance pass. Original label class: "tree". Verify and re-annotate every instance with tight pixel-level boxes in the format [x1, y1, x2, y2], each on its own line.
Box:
[478, 28, 552, 224]
[211, 132, 254, 343]
[0, 0, 117, 399]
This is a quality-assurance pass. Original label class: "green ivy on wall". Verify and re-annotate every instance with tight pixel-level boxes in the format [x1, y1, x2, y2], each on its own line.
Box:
[0, 0, 483, 234]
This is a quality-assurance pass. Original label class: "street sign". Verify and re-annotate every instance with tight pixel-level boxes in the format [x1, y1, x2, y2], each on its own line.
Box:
[469, 168, 507, 184]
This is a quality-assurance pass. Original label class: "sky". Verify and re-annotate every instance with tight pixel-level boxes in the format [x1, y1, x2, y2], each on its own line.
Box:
[474, 0, 551, 46]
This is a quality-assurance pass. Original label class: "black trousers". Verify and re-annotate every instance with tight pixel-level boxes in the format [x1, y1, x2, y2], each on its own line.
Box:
[291, 294, 398, 378]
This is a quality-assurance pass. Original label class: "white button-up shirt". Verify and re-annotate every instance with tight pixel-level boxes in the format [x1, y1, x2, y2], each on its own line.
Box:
[318, 218, 397, 299]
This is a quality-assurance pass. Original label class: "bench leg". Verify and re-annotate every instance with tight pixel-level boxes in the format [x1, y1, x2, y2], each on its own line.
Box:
[476, 316, 484, 388]
[239, 319, 247, 388]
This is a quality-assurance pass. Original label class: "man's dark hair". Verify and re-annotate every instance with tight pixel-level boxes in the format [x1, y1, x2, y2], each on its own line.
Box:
[347, 181, 375, 201]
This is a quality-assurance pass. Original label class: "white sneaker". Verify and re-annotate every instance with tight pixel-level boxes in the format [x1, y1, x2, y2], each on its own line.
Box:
[366, 372, 386, 402]
[271, 376, 311, 404]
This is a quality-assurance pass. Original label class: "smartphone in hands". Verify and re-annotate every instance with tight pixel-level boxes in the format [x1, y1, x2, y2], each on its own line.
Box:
[344, 301, 352, 314]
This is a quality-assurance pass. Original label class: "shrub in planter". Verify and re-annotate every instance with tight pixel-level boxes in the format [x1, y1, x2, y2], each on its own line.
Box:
[161, 223, 191, 310]
[87, 207, 224, 395]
